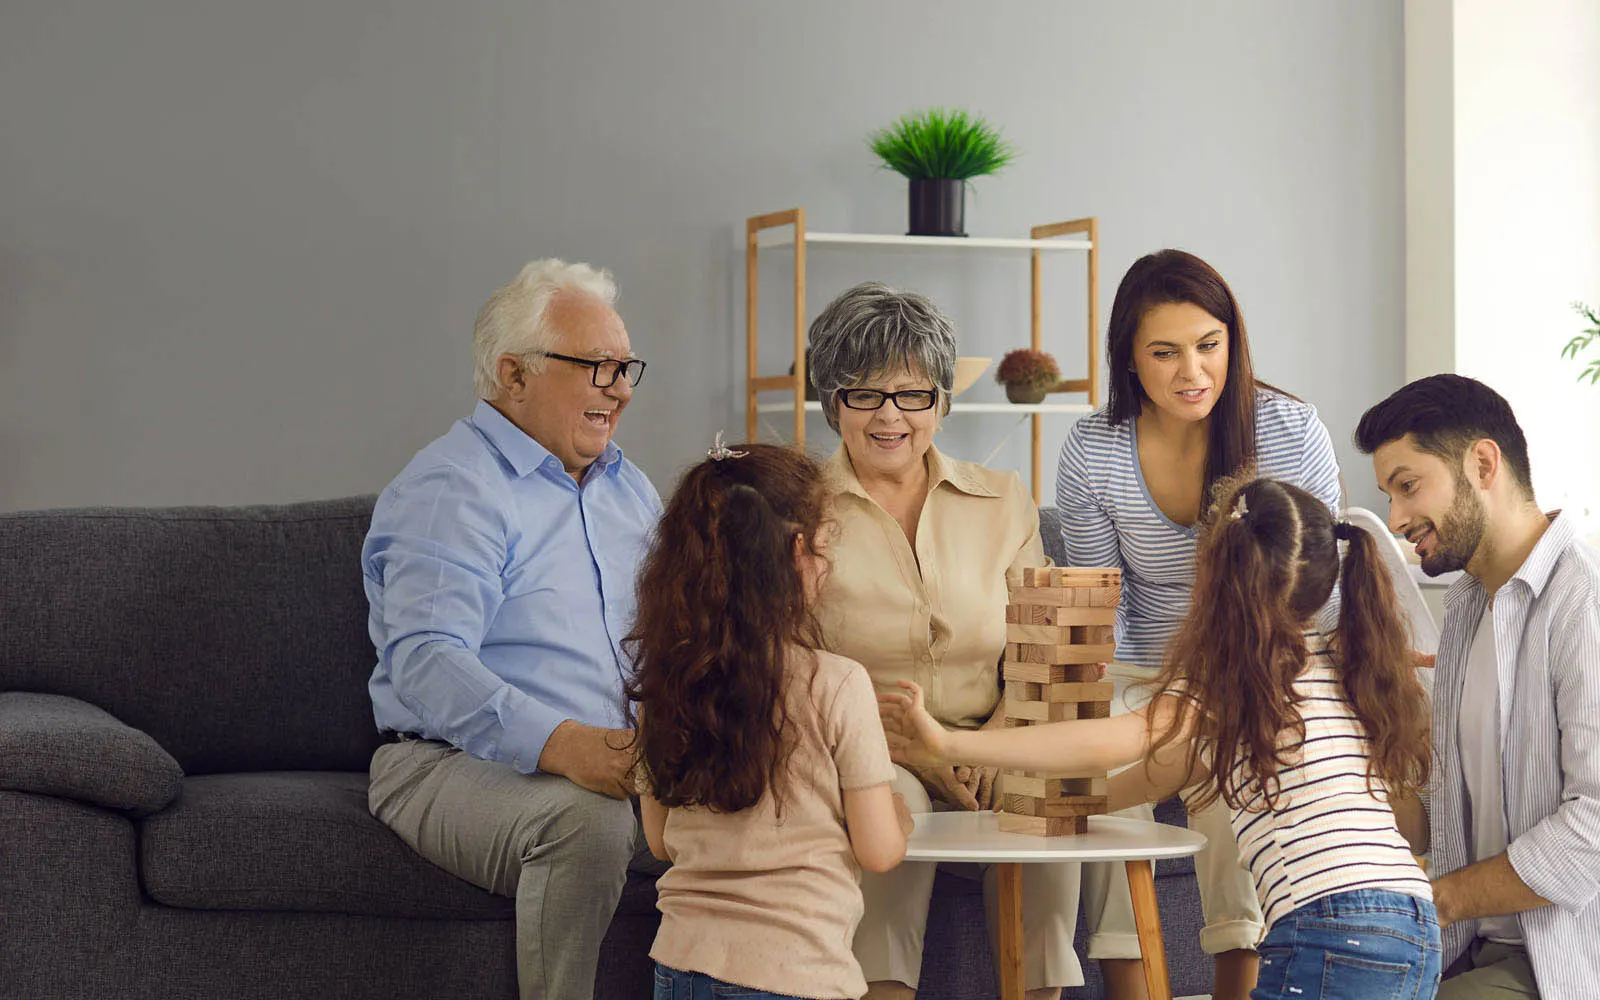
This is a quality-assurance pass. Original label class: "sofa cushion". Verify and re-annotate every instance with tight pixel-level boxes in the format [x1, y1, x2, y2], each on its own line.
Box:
[0, 497, 381, 775]
[0, 692, 183, 815]
[140, 771, 514, 920]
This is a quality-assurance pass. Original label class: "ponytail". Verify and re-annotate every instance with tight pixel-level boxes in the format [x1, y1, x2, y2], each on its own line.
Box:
[625, 444, 826, 813]
[1150, 479, 1311, 813]
[1336, 523, 1431, 798]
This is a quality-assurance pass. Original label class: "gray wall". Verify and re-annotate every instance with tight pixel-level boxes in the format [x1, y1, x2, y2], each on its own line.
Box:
[0, 1, 1403, 513]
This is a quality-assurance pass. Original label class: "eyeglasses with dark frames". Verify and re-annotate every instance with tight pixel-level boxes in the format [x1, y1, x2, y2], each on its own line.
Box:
[535, 351, 647, 388]
[835, 388, 939, 412]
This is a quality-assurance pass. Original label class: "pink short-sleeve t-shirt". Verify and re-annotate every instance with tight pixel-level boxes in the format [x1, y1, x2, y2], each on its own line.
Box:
[649, 649, 896, 999]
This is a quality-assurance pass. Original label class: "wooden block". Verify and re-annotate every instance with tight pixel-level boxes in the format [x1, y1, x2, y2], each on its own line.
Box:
[1002, 715, 1031, 729]
[1007, 642, 1117, 665]
[1005, 602, 1119, 627]
[1003, 662, 1100, 684]
[1003, 770, 1108, 795]
[1061, 586, 1121, 608]
[1011, 774, 1109, 794]
[1004, 696, 1077, 722]
[1042, 681, 1115, 703]
[1004, 793, 1110, 817]
[1022, 567, 1122, 588]
[997, 812, 1087, 837]
[1077, 700, 1111, 719]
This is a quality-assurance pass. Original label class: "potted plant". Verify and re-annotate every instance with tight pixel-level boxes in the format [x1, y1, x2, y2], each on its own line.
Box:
[868, 108, 1016, 237]
[1561, 301, 1600, 384]
[995, 349, 1060, 404]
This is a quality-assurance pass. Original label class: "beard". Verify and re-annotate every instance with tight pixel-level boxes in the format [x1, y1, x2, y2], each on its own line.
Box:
[1418, 468, 1487, 576]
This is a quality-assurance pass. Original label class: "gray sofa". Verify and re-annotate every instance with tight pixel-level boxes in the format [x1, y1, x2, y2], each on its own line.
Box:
[0, 496, 1209, 999]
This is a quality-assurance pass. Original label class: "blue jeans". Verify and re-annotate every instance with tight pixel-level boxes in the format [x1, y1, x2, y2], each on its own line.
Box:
[1251, 889, 1442, 1000]
[652, 964, 811, 1000]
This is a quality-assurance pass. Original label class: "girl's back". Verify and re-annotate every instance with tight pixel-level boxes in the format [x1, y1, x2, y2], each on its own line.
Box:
[651, 648, 893, 999]
[1227, 636, 1431, 929]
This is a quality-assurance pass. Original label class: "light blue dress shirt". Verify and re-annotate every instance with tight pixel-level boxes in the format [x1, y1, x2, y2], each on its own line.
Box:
[364, 401, 660, 773]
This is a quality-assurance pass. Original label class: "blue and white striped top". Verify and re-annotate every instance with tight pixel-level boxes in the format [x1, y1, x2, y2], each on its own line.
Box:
[1055, 390, 1342, 669]
[1430, 512, 1600, 996]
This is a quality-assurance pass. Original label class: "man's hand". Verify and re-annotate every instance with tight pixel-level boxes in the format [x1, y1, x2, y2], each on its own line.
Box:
[538, 720, 636, 799]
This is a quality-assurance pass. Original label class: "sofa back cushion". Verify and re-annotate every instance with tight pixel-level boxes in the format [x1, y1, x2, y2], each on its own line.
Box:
[0, 497, 380, 773]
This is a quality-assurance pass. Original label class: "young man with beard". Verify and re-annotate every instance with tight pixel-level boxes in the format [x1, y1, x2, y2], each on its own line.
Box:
[1356, 374, 1600, 999]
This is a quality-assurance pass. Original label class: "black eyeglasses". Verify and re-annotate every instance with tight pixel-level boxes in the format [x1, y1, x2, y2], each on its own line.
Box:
[536, 351, 647, 388]
[835, 388, 939, 411]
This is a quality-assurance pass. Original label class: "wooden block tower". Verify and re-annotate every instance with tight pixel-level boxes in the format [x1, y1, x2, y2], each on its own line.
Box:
[998, 566, 1122, 836]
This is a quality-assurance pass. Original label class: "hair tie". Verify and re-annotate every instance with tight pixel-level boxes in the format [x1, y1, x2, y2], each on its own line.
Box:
[706, 431, 748, 462]
[1332, 521, 1354, 541]
[1228, 495, 1250, 522]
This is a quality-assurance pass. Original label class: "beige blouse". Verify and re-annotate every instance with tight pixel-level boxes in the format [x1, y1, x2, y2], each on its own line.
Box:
[817, 444, 1046, 729]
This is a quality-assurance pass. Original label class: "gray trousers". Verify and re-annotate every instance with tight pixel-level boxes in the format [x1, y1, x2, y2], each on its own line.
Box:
[369, 739, 640, 1000]
[1439, 939, 1539, 999]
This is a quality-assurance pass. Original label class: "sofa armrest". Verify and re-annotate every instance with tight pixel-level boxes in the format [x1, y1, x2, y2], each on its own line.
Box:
[0, 692, 183, 815]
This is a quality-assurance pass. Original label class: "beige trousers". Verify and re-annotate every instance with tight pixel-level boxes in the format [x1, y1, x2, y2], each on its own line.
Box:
[1439, 940, 1539, 999]
[368, 739, 640, 1000]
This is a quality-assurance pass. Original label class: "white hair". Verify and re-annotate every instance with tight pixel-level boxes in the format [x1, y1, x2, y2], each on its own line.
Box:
[472, 258, 618, 400]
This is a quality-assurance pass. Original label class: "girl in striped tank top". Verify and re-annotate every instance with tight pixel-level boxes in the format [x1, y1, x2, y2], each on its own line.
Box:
[883, 475, 1441, 1000]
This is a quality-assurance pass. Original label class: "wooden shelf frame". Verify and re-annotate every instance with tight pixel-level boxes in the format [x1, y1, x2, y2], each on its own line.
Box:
[745, 209, 1100, 502]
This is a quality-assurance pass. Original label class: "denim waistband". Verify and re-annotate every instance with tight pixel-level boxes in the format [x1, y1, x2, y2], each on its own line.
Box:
[1297, 888, 1435, 921]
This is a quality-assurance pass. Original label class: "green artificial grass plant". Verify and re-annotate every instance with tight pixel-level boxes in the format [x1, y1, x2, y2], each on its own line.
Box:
[868, 108, 1016, 181]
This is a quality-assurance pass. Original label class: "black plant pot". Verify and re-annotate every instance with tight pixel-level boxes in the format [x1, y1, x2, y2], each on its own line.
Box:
[908, 178, 966, 237]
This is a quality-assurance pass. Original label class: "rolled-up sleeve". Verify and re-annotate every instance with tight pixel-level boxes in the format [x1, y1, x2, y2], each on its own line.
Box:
[1506, 597, 1600, 910]
[367, 466, 566, 771]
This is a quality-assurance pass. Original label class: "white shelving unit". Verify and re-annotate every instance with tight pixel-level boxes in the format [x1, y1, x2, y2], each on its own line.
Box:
[744, 207, 1101, 502]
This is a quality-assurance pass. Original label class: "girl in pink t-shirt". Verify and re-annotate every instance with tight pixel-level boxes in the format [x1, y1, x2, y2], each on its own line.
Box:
[627, 442, 912, 1000]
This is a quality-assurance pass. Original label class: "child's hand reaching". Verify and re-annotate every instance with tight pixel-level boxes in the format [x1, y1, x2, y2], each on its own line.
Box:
[878, 681, 953, 768]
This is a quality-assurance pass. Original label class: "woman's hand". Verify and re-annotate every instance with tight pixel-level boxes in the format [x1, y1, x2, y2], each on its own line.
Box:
[961, 764, 1000, 810]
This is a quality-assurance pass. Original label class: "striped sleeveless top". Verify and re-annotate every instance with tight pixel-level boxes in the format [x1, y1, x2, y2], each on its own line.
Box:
[1055, 390, 1343, 669]
[1222, 636, 1432, 932]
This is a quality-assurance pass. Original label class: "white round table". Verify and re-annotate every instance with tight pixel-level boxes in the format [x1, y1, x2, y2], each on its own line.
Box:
[904, 812, 1207, 1000]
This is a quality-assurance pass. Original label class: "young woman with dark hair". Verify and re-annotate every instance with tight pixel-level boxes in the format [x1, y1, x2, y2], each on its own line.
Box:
[1056, 249, 1345, 998]
[885, 475, 1440, 1000]
[627, 441, 912, 1000]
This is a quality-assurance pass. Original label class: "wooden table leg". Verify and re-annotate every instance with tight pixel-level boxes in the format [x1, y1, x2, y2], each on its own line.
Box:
[997, 862, 1024, 1000]
[1125, 859, 1172, 1000]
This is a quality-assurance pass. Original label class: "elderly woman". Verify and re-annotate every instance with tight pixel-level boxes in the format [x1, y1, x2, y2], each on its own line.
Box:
[809, 283, 1145, 1000]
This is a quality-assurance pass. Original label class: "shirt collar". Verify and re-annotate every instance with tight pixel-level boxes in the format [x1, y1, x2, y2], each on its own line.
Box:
[823, 443, 1000, 501]
[1508, 510, 1574, 599]
[470, 400, 623, 481]
[1443, 510, 1571, 607]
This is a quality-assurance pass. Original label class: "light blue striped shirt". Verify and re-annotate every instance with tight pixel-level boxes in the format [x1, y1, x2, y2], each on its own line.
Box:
[364, 401, 661, 772]
[1055, 390, 1343, 669]
[1430, 512, 1600, 994]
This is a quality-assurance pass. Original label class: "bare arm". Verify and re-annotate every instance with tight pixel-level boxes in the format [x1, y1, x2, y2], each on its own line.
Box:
[1390, 787, 1429, 856]
[883, 680, 1190, 777]
[1107, 743, 1206, 812]
[639, 792, 670, 862]
[1432, 853, 1553, 928]
[843, 785, 911, 873]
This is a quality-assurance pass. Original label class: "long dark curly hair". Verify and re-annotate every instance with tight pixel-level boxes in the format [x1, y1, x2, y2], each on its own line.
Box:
[1147, 475, 1431, 813]
[624, 443, 829, 813]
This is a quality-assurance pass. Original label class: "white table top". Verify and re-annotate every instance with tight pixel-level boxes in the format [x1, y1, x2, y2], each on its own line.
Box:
[904, 812, 1207, 864]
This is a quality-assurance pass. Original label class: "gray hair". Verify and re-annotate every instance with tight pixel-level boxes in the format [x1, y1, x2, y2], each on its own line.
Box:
[471, 258, 618, 400]
[807, 282, 957, 432]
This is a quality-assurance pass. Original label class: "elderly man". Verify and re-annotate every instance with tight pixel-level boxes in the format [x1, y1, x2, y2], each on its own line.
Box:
[363, 259, 658, 1000]
[1357, 374, 1600, 1000]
